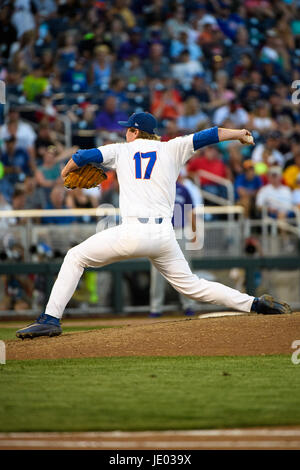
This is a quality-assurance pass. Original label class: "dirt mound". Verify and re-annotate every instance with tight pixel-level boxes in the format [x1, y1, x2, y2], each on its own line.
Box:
[6, 313, 300, 360]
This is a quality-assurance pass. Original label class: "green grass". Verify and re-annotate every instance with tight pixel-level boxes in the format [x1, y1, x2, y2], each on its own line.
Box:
[0, 326, 119, 341]
[0, 356, 300, 432]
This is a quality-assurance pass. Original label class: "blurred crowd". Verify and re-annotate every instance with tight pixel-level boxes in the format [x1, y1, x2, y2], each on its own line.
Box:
[1, 0, 300, 309]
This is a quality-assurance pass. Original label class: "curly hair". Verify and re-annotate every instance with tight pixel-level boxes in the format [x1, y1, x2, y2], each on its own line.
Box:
[129, 127, 161, 141]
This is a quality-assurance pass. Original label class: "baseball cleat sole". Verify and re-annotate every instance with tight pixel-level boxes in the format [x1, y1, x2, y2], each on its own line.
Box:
[16, 330, 62, 340]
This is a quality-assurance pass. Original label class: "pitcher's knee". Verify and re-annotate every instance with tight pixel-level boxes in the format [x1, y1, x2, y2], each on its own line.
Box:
[64, 246, 86, 268]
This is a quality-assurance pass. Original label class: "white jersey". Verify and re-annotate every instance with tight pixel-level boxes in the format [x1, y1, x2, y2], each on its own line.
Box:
[98, 135, 195, 218]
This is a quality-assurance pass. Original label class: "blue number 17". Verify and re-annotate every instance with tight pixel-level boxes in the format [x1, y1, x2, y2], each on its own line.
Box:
[133, 151, 157, 180]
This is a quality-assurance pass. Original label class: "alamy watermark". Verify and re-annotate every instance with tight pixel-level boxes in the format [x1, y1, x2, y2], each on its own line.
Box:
[291, 340, 300, 365]
[291, 80, 300, 104]
[0, 341, 5, 365]
[0, 80, 6, 104]
[95, 203, 205, 251]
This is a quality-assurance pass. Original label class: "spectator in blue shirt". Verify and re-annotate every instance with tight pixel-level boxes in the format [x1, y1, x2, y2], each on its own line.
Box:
[1, 136, 32, 185]
[64, 58, 88, 91]
[235, 160, 262, 218]
[212, 1, 245, 41]
[43, 185, 75, 225]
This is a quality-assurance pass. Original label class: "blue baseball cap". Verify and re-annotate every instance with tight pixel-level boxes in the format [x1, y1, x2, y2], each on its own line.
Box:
[118, 112, 157, 134]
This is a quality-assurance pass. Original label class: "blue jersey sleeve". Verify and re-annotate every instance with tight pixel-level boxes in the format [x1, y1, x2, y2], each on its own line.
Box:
[72, 148, 103, 167]
[193, 126, 219, 151]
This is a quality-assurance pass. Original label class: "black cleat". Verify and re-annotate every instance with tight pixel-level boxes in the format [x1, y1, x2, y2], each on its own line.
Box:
[252, 295, 292, 315]
[16, 314, 62, 339]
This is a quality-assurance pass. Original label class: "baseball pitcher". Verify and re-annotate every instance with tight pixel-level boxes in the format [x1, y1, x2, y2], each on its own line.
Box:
[16, 112, 292, 339]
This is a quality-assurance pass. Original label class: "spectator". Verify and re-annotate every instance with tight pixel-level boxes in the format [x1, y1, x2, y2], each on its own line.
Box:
[283, 150, 300, 189]
[210, 70, 236, 109]
[231, 26, 254, 63]
[105, 17, 129, 53]
[190, 5, 217, 34]
[64, 57, 88, 91]
[1, 136, 32, 186]
[234, 160, 262, 218]
[68, 187, 99, 209]
[184, 73, 211, 106]
[292, 173, 300, 208]
[212, 1, 245, 41]
[40, 49, 57, 76]
[0, 108, 37, 157]
[170, 31, 202, 61]
[143, 42, 169, 80]
[105, 78, 128, 108]
[24, 175, 48, 210]
[34, 122, 56, 165]
[118, 27, 148, 61]
[22, 62, 49, 101]
[160, 119, 182, 142]
[256, 166, 294, 219]
[120, 55, 146, 84]
[198, 19, 220, 52]
[110, 0, 136, 29]
[57, 31, 78, 64]
[143, 0, 169, 27]
[43, 184, 75, 224]
[187, 146, 229, 200]
[172, 50, 204, 88]
[151, 80, 183, 120]
[0, 3, 17, 59]
[12, 0, 36, 39]
[166, 5, 189, 39]
[94, 96, 128, 132]
[213, 98, 249, 127]
[99, 173, 119, 208]
[233, 53, 255, 83]
[67, 187, 99, 223]
[12, 187, 27, 215]
[251, 131, 284, 166]
[89, 44, 112, 89]
[177, 96, 208, 133]
[35, 146, 62, 199]
[247, 101, 277, 133]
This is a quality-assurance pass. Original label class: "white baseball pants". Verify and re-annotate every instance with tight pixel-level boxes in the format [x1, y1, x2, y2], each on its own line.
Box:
[150, 228, 196, 313]
[45, 218, 254, 319]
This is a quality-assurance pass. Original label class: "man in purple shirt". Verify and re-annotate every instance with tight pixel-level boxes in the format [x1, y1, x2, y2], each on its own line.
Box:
[94, 96, 128, 132]
[118, 27, 148, 61]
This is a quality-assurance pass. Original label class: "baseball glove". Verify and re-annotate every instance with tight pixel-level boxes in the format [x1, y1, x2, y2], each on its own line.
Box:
[64, 164, 107, 189]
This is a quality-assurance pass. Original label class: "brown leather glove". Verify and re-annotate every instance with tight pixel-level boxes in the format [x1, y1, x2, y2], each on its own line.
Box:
[64, 164, 107, 189]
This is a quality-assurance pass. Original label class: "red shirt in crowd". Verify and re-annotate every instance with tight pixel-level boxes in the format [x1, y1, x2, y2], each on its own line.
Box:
[187, 154, 227, 186]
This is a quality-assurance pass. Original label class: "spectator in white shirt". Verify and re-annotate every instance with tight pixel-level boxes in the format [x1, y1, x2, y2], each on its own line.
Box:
[292, 173, 300, 208]
[0, 107, 36, 160]
[172, 50, 204, 88]
[251, 131, 284, 167]
[256, 166, 294, 219]
[213, 98, 249, 127]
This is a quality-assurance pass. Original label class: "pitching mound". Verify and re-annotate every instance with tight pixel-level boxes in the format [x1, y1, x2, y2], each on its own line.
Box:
[6, 312, 300, 360]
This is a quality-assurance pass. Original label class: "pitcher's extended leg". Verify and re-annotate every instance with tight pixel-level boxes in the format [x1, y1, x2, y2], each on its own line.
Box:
[151, 241, 254, 312]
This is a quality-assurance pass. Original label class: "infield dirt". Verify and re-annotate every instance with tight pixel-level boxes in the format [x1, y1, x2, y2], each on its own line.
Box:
[6, 312, 300, 360]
